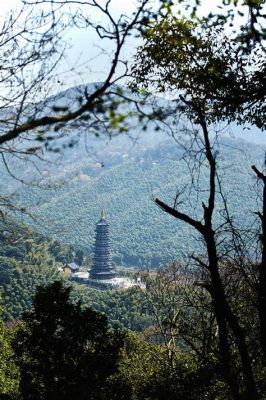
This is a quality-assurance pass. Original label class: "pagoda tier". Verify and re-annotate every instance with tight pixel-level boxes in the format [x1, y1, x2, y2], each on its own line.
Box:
[90, 214, 116, 280]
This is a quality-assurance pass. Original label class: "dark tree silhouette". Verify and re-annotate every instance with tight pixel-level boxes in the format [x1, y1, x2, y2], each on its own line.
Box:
[132, 7, 266, 399]
[13, 281, 125, 400]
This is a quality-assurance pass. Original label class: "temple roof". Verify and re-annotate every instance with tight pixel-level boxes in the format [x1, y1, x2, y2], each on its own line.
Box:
[63, 262, 79, 271]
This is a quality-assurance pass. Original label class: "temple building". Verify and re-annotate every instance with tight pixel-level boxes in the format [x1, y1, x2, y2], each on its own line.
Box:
[90, 210, 116, 280]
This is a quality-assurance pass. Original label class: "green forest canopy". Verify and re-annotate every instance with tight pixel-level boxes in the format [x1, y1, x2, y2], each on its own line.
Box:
[8, 136, 264, 267]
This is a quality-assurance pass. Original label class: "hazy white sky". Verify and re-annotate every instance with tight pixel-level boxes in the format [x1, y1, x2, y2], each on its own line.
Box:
[1, 0, 145, 14]
[1, 0, 227, 17]
[0, 0, 246, 89]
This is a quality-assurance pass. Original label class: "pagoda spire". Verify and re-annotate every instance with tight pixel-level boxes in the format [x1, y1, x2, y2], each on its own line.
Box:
[101, 208, 106, 220]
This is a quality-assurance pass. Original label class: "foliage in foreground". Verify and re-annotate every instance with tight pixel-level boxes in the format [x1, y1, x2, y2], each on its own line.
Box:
[12, 281, 125, 400]
[0, 280, 232, 400]
[119, 332, 229, 400]
[0, 304, 19, 398]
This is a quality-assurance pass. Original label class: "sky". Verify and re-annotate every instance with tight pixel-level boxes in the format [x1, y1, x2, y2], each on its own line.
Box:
[3, 0, 263, 138]
[1, 0, 240, 89]
[0, 0, 148, 86]
[1, 0, 264, 145]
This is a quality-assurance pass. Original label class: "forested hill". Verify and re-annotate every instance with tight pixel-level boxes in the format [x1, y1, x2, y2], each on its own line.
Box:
[0, 83, 264, 267]
[7, 133, 264, 268]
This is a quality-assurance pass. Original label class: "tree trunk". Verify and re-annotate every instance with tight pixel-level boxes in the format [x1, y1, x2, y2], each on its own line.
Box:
[205, 231, 258, 400]
[251, 165, 266, 363]
[259, 179, 266, 362]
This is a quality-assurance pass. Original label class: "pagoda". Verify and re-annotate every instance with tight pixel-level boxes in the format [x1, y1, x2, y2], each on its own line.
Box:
[90, 210, 116, 280]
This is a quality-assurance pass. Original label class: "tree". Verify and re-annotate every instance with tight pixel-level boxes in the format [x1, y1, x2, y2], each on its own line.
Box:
[137, 263, 190, 366]
[0, 257, 20, 286]
[0, 0, 156, 219]
[118, 331, 229, 400]
[131, 6, 266, 399]
[139, 263, 218, 365]
[0, 0, 152, 150]
[0, 302, 20, 399]
[0, 239, 62, 321]
[13, 280, 125, 400]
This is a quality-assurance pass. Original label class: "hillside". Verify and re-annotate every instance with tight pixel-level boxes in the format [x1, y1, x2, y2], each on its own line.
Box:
[0, 83, 264, 267]
[8, 134, 263, 267]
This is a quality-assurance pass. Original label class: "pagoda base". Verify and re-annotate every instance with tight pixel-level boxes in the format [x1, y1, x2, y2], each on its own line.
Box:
[89, 270, 116, 280]
[86, 276, 138, 291]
